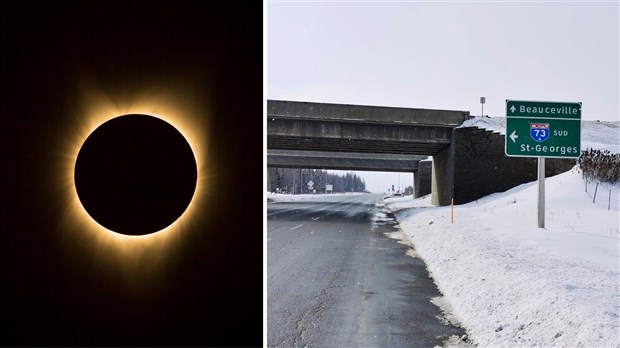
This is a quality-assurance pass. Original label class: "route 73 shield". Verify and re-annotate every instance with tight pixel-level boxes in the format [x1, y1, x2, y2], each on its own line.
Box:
[530, 123, 550, 142]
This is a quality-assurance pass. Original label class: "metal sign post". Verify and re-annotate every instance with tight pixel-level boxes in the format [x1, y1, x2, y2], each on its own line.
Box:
[538, 157, 545, 228]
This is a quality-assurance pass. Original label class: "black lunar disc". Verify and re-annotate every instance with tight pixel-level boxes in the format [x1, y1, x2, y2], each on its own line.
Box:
[74, 114, 197, 236]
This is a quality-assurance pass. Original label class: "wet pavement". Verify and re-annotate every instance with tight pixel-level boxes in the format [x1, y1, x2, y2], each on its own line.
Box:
[267, 194, 467, 347]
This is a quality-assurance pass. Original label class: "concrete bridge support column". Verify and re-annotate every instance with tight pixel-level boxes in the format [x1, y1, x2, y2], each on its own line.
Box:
[414, 161, 432, 198]
[431, 143, 455, 206]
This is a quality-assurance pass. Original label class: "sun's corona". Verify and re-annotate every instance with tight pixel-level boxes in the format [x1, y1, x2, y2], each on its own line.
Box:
[57, 80, 210, 278]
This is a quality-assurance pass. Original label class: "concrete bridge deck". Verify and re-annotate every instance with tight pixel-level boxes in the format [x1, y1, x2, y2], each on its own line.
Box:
[267, 100, 470, 156]
[267, 150, 427, 172]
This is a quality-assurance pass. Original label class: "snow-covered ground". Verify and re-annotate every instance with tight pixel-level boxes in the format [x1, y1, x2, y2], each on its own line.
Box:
[386, 167, 619, 347]
[460, 116, 619, 154]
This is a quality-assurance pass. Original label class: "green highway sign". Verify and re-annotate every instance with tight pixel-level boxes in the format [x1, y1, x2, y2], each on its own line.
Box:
[505, 100, 581, 158]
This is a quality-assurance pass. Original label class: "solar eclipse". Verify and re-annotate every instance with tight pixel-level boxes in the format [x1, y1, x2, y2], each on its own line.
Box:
[74, 114, 197, 236]
[3, 1, 262, 345]
[56, 81, 211, 276]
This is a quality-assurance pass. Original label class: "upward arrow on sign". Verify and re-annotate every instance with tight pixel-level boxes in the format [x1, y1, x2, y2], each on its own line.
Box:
[510, 105, 516, 113]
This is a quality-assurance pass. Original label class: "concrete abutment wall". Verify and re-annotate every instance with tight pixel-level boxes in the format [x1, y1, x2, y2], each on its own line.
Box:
[450, 127, 575, 204]
[427, 127, 576, 206]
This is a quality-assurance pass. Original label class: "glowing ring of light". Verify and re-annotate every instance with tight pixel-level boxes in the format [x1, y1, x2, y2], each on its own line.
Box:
[56, 81, 210, 278]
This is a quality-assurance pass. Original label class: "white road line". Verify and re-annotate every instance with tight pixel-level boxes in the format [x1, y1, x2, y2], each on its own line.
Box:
[291, 224, 304, 230]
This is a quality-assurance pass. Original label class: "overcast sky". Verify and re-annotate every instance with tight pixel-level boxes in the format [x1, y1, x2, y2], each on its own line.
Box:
[266, 1, 619, 193]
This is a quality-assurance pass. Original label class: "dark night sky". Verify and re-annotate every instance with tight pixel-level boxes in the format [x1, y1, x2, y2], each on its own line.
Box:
[1, 2, 263, 346]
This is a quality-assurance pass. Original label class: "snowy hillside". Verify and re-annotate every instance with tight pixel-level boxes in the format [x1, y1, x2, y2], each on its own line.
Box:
[459, 117, 619, 154]
[386, 167, 619, 347]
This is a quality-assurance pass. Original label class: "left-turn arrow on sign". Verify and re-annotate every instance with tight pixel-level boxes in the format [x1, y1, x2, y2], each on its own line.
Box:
[509, 130, 519, 143]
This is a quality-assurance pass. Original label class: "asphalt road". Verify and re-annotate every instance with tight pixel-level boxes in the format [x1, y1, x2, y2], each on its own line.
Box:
[267, 193, 466, 347]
